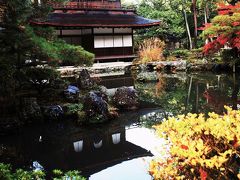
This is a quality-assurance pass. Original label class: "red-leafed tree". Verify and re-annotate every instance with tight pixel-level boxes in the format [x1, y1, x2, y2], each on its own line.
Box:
[201, 2, 240, 62]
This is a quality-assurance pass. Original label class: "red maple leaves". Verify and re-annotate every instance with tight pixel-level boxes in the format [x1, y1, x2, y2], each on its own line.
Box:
[199, 168, 208, 180]
[203, 3, 240, 55]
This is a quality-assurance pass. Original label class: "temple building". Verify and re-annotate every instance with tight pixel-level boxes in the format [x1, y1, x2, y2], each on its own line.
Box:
[31, 0, 160, 62]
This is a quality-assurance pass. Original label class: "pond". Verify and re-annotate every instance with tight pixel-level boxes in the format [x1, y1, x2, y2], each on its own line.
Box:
[0, 71, 240, 179]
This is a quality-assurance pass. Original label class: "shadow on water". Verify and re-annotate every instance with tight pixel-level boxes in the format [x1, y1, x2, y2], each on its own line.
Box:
[0, 71, 240, 179]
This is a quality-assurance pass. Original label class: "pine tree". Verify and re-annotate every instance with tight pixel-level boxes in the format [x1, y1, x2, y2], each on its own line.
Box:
[0, 0, 94, 96]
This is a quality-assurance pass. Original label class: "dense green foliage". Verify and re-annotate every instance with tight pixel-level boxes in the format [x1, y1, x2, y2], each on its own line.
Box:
[0, 163, 86, 180]
[0, 0, 94, 68]
[28, 26, 94, 66]
[0, 0, 94, 96]
[133, 0, 218, 50]
[136, 0, 185, 42]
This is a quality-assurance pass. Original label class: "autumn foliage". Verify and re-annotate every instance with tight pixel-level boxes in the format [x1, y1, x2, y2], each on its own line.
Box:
[150, 106, 240, 179]
[202, 3, 240, 55]
[138, 38, 165, 63]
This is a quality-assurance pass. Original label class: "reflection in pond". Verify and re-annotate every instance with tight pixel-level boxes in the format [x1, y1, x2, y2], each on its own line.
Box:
[136, 72, 240, 115]
[112, 133, 121, 145]
[73, 140, 83, 152]
[0, 109, 165, 178]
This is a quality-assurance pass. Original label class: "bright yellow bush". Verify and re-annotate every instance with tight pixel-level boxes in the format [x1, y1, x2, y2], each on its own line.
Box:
[150, 106, 240, 179]
[138, 38, 165, 63]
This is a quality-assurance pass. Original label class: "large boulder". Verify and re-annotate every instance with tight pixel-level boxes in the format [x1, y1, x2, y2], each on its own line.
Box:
[64, 85, 80, 102]
[18, 97, 42, 122]
[112, 87, 139, 110]
[77, 69, 95, 89]
[42, 105, 64, 120]
[83, 91, 114, 123]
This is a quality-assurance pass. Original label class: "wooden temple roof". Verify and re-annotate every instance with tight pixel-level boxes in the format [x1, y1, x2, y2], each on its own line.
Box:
[31, 11, 160, 28]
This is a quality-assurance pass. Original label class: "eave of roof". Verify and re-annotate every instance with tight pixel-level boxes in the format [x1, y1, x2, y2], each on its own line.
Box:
[30, 12, 160, 29]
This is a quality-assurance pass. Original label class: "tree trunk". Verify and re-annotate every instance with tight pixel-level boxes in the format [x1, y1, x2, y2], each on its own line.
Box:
[192, 0, 198, 48]
[232, 73, 239, 110]
[182, 0, 192, 50]
[204, 2, 209, 44]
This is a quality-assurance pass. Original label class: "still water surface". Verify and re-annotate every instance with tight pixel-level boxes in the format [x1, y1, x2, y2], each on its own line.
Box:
[0, 72, 239, 179]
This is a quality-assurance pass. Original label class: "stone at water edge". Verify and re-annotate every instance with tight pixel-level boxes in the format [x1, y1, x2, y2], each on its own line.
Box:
[83, 91, 116, 123]
[77, 69, 95, 89]
[42, 105, 64, 120]
[64, 85, 80, 101]
[112, 87, 139, 110]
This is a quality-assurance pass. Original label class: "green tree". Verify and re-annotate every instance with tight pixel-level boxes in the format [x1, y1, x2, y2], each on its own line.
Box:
[0, 0, 94, 96]
[137, 0, 186, 45]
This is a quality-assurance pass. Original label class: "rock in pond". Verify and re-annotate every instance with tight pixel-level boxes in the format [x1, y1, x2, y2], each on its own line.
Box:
[77, 69, 95, 89]
[64, 85, 80, 101]
[42, 105, 64, 120]
[83, 91, 116, 123]
[112, 87, 139, 110]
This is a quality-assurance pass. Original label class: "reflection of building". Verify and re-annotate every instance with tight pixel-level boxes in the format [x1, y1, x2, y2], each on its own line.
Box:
[68, 124, 152, 176]
[0, 118, 153, 178]
[31, 0, 160, 62]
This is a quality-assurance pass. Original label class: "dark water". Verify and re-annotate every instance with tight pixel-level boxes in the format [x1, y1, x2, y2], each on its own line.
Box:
[0, 72, 240, 179]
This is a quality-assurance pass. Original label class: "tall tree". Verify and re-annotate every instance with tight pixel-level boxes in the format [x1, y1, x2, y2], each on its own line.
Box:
[182, 0, 193, 49]
[192, 0, 198, 48]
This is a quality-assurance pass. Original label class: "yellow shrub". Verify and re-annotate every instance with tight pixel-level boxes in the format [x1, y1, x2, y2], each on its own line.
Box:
[138, 38, 165, 64]
[150, 106, 240, 179]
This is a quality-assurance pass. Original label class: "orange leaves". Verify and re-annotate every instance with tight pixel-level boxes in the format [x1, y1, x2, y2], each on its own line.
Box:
[180, 144, 189, 150]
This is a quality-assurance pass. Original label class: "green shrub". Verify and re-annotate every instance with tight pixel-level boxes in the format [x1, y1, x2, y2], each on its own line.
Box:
[0, 163, 86, 180]
[66, 103, 83, 115]
[171, 49, 191, 58]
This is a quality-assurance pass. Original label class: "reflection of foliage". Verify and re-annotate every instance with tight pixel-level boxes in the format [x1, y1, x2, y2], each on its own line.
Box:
[139, 110, 168, 128]
[150, 106, 240, 179]
[137, 72, 240, 117]
[136, 73, 187, 116]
